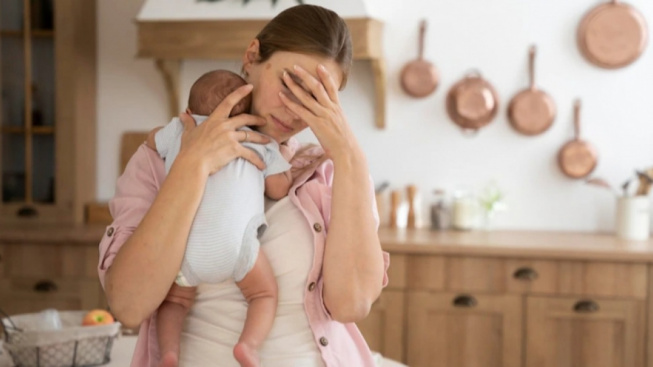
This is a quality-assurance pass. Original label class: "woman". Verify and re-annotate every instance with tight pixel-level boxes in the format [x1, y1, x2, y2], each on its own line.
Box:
[98, 5, 389, 367]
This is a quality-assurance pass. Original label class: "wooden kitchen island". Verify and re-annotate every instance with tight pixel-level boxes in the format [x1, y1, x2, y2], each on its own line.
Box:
[357, 228, 653, 367]
[4, 225, 653, 367]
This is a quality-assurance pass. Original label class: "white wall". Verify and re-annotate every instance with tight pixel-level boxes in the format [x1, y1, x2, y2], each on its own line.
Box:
[97, 0, 653, 231]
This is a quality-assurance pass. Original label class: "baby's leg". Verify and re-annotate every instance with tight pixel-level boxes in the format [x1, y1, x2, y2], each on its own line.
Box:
[157, 284, 197, 367]
[233, 252, 278, 367]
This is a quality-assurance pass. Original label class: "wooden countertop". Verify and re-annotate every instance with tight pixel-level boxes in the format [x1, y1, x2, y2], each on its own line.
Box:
[379, 227, 653, 263]
[2, 224, 653, 262]
[0, 224, 106, 245]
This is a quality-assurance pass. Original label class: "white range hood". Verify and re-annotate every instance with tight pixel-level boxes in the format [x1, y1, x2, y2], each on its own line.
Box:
[135, 0, 386, 128]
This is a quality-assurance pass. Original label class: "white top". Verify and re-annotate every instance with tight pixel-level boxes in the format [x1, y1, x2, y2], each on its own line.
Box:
[178, 197, 326, 367]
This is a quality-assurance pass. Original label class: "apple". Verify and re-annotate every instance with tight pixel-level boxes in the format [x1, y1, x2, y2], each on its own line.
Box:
[82, 309, 115, 326]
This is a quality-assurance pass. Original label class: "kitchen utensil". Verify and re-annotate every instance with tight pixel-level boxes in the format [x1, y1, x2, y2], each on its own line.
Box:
[577, 0, 648, 69]
[406, 184, 418, 229]
[635, 170, 653, 195]
[557, 100, 598, 179]
[400, 20, 440, 98]
[585, 177, 617, 195]
[508, 45, 556, 136]
[446, 71, 500, 133]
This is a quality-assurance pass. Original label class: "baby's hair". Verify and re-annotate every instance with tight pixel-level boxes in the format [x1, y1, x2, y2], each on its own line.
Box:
[188, 70, 252, 116]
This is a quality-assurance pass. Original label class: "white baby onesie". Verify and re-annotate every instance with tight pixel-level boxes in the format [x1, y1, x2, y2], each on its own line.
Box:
[155, 115, 291, 286]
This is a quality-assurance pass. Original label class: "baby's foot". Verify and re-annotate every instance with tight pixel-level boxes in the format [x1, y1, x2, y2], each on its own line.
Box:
[233, 342, 260, 367]
[159, 351, 179, 367]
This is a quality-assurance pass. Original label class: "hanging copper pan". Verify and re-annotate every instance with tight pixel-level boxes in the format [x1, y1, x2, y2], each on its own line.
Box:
[446, 71, 499, 133]
[508, 45, 556, 136]
[578, 0, 648, 69]
[400, 20, 439, 98]
[557, 100, 598, 179]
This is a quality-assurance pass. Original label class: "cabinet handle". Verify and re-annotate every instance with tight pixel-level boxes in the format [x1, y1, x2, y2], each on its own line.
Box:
[33, 280, 58, 293]
[17, 206, 38, 218]
[452, 294, 477, 308]
[513, 267, 539, 281]
[573, 300, 599, 313]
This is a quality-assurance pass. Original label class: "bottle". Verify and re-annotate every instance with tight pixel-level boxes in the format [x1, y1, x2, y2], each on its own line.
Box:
[452, 188, 477, 231]
[430, 189, 451, 230]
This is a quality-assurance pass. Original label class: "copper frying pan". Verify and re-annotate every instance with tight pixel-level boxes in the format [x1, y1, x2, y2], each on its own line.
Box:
[446, 71, 500, 133]
[557, 100, 598, 179]
[508, 46, 556, 136]
[578, 0, 648, 69]
[400, 20, 439, 98]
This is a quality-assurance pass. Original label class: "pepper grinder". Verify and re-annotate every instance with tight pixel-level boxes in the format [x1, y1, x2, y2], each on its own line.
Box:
[390, 190, 402, 228]
[406, 184, 418, 229]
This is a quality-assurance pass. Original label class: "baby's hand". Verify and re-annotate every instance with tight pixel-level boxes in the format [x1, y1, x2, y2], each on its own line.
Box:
[279, 142, 297, 162]
[145, 127, 163, 151]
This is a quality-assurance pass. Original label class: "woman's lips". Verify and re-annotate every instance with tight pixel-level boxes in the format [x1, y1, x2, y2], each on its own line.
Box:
[271, 115, 293, 133]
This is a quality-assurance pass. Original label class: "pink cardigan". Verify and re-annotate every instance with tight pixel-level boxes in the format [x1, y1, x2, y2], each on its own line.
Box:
[97, 143, 390, 367]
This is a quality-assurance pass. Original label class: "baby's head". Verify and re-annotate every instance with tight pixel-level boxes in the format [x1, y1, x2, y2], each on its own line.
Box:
[187, 70, 252, 116]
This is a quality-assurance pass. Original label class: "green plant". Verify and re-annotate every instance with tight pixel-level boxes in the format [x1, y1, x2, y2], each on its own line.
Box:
[198, 0, 304, 5]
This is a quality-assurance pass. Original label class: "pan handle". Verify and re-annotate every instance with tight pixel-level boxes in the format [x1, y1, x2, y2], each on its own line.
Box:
[529, 45, 537, 89]
[574, 99, 582, 139]
[418, 20, 427, 60]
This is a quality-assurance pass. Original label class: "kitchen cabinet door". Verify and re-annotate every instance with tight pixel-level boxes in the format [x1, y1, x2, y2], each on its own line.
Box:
[357, 290, 405, 363]
[407, 291, 522, 367]
[526, 296, 645, 367]
[0, 278, 103, 316]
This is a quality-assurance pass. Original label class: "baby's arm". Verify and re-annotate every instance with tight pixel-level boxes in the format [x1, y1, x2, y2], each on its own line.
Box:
[265, 171, 293, 200]
[145, 127, 163, 151]
[264, 142, 296, 200]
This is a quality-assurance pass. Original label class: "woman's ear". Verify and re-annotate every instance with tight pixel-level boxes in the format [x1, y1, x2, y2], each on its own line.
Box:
[242, 39, 261, 73]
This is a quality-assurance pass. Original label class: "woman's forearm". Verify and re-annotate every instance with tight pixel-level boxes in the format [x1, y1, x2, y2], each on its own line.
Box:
[322, 149, 385, 323]
[105, 157, 207, 327]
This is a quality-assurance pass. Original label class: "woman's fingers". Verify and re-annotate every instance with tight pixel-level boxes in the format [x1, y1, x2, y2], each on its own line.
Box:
[316, 64, 340, 104]
[179, 112, 197, 131]
[279, 92, 317, 127]
[241, 130, 270, 145]
[238, 145, 266, 170]
[282, 70, 324, 116]
[291, 65, 334, 107]
[208, 84, 254, 120]
[226, 113, 268, 131]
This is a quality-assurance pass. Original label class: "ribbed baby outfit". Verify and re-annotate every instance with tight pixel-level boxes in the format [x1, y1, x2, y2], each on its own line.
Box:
[155, 115, 291, 285]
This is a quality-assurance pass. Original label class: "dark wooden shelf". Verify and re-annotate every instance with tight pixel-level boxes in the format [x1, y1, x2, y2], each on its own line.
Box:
[0, 29, 55, 38]
[1, 126, 55, 134]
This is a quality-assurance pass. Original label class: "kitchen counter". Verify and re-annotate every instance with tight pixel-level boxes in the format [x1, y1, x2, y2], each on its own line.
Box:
[379, 227, 653, 263]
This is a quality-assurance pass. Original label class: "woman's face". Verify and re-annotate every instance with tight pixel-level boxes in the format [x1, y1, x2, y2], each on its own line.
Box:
[243, 47, 343, 143]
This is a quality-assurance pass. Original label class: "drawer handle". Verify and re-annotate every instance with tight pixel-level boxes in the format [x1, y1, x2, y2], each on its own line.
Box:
[453, 295, 477, 308]
[573, 300, 599, 313]
[17, 206, 38, 218]
[513, 267, 539, 281]
[33, 280, 58, 293]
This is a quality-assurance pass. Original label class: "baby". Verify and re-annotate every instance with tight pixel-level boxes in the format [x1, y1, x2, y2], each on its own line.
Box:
[146, 70, 295, 367]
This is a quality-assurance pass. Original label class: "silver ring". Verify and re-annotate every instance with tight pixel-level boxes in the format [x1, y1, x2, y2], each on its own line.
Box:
[243, 131, 248, 141]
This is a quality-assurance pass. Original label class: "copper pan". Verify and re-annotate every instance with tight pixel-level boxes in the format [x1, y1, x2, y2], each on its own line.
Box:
[400, 20, 439, 98]
[508, 45, 556, 136]
[446, 71, 499, 134]
[578, 0, 648, 69]
[557, 100, 598, 179]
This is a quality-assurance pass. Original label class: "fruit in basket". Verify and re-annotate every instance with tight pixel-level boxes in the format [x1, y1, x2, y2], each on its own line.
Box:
[82, 309, 114, 326]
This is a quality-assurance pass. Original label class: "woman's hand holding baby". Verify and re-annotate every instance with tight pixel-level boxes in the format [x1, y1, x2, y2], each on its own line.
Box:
[175, 84, 271, 177]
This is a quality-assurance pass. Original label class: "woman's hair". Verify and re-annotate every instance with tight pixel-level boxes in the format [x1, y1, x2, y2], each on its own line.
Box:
[254, 5, 353, 89]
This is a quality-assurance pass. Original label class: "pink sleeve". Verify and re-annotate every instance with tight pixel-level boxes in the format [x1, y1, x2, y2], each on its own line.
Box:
[97, 145, 163, 289]
[309, 160, 390, 288]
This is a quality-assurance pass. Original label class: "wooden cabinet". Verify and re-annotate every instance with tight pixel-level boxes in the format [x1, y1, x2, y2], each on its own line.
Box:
[407, 291, 522, 367]
[360, 230, 653, 367]
[0, 234, 107, 316]
[356, 290, 405, 362]
[526, 296, 645, 367]
[0, 0, 96, 224]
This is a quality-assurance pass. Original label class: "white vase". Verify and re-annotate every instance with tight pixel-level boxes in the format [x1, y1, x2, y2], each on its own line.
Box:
[615, 196, 650, 241]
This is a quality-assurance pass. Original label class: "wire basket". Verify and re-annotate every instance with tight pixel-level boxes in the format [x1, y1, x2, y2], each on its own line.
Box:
[1, 310, 121, 367]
